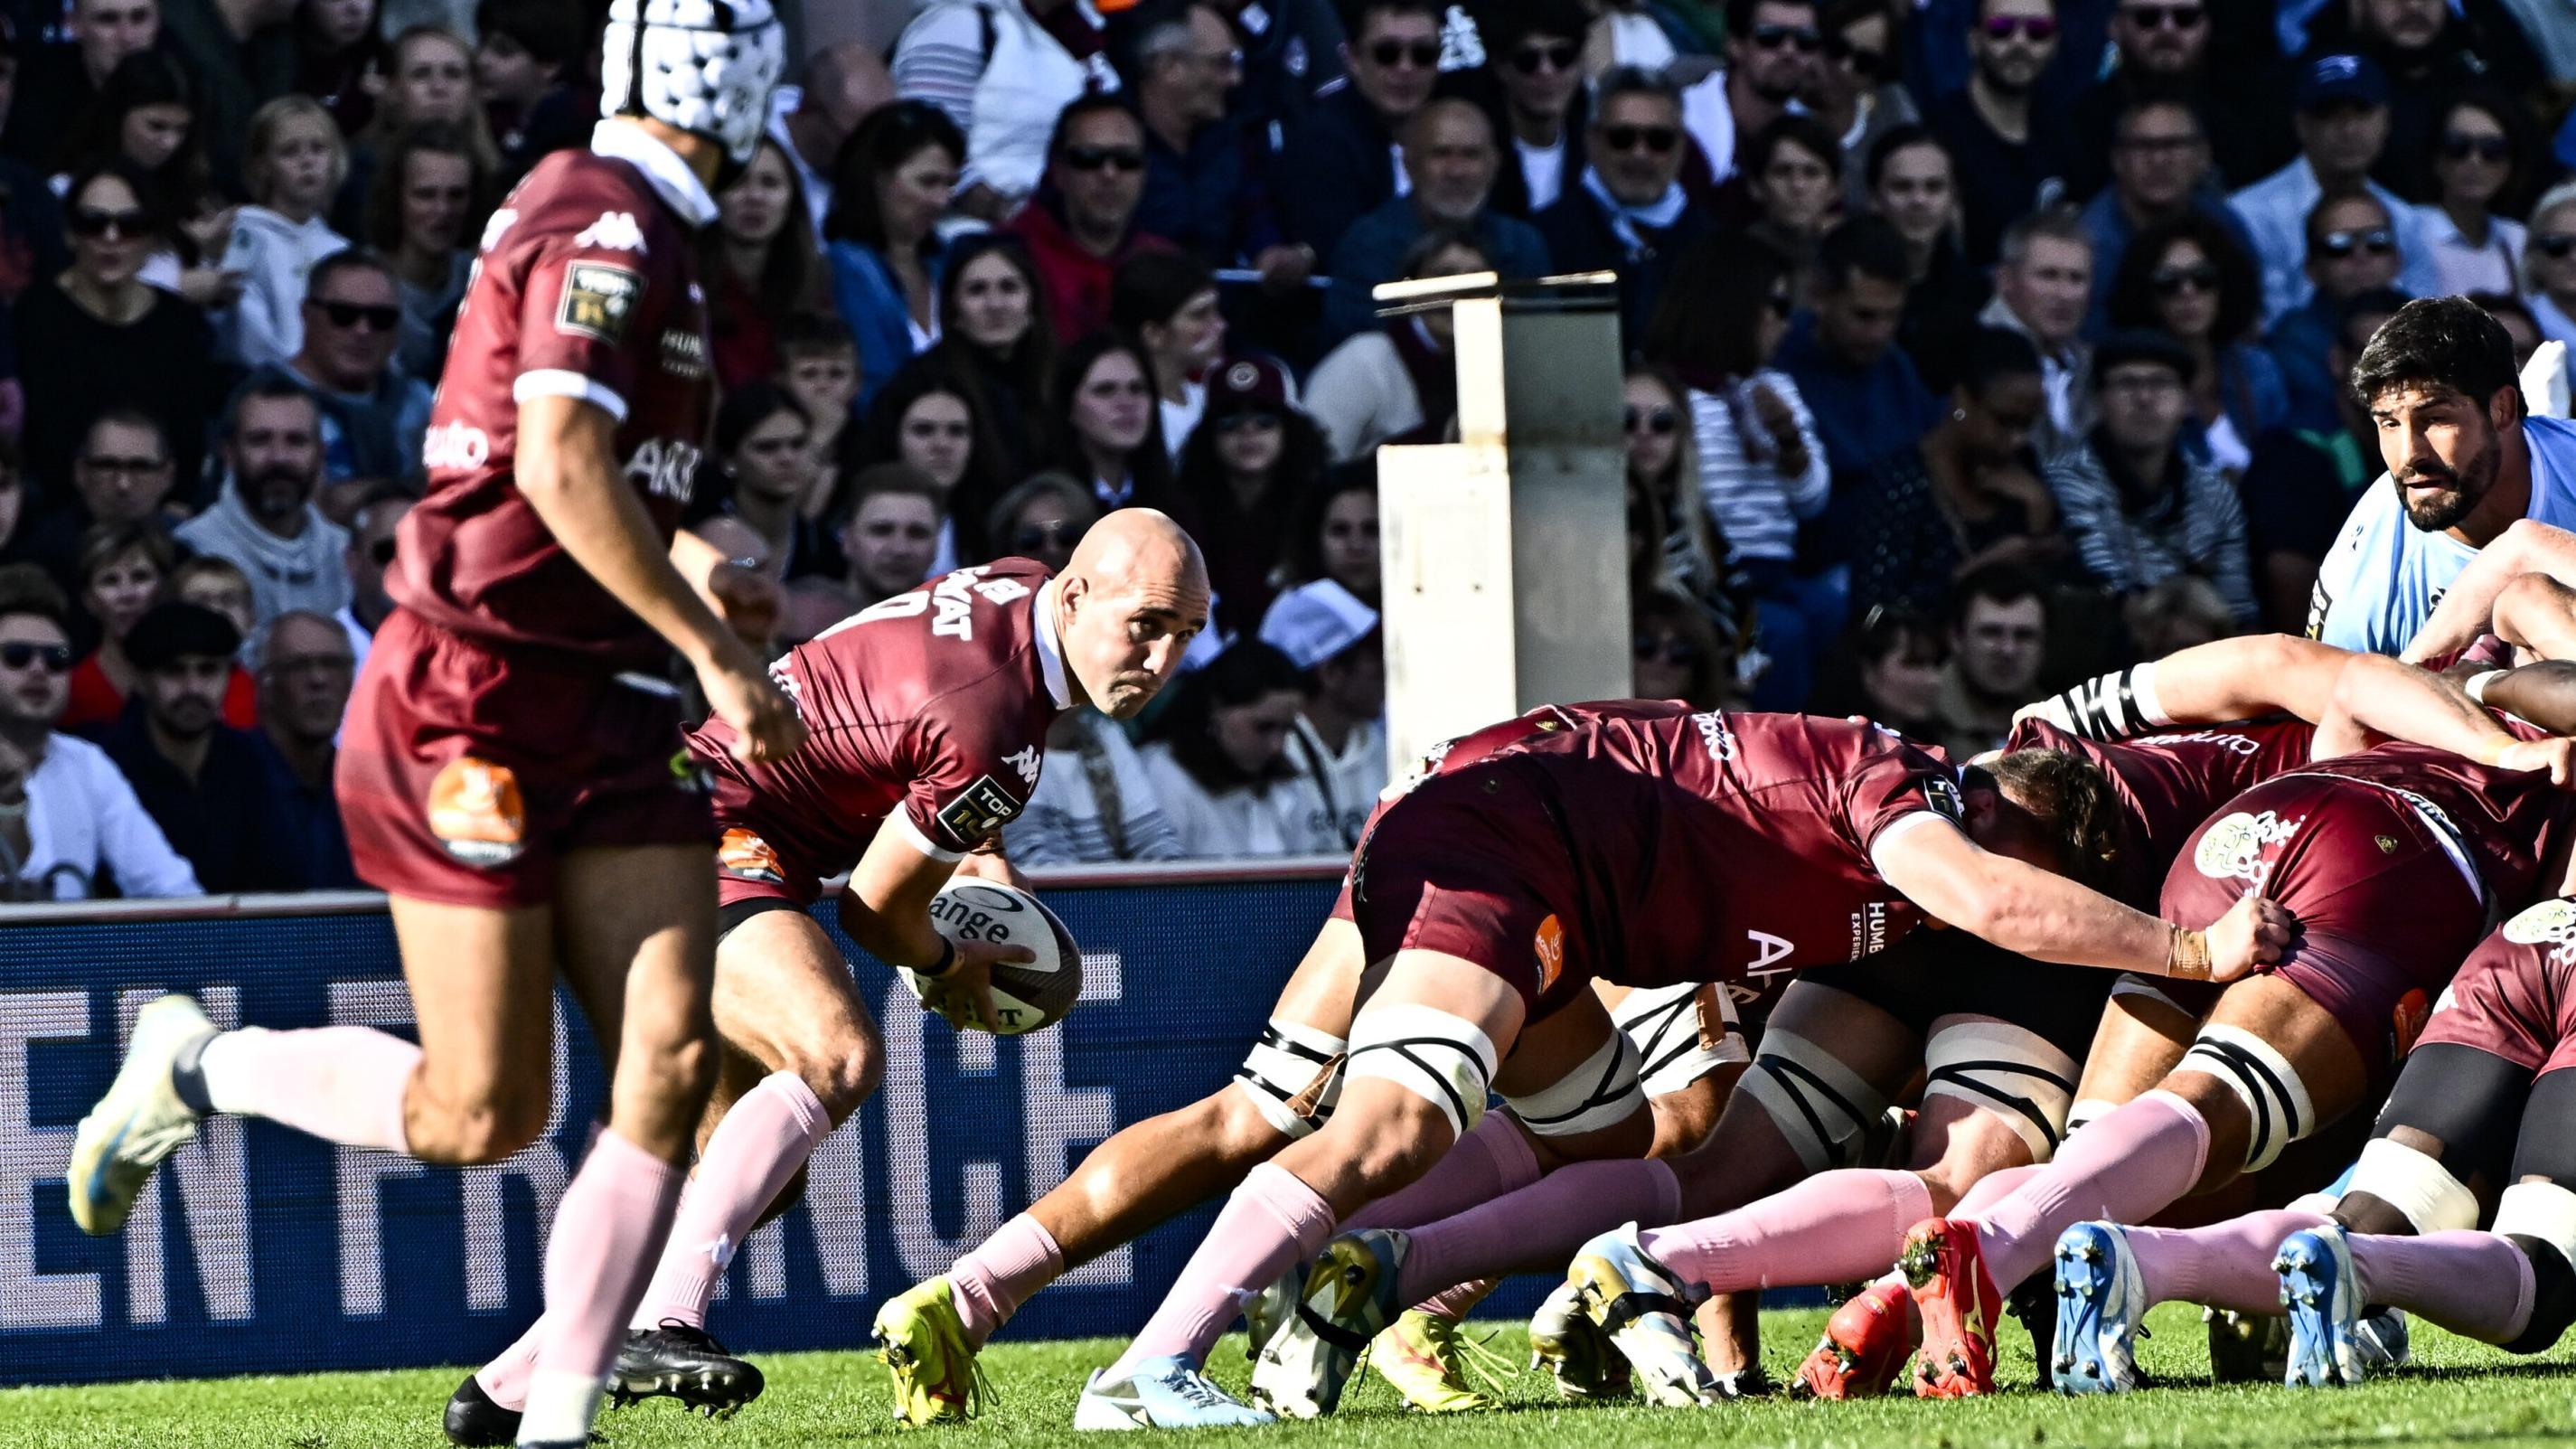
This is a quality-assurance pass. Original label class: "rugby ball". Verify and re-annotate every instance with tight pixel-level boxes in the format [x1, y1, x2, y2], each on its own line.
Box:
[904, 880, 1084, 1035]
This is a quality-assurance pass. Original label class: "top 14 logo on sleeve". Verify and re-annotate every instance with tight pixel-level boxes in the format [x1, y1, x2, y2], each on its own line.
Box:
[557, 261, 643, 343]
[936, 776, 1024, 843]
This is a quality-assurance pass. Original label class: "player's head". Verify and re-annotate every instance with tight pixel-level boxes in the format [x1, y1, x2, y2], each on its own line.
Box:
[600, 0, 786, 175]
[2348, 294, 2524, 532]
[1053, 508, 1209, 720]
[1962, 748, 2126, 895]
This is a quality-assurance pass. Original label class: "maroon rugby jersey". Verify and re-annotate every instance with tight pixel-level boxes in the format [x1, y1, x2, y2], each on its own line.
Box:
[2007, 717, 2317, 907]
[393, 124, 718, 665]
[690, 561, 1068, 888]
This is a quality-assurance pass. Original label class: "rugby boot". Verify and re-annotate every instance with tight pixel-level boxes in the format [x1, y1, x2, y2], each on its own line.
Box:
[1790, 1282, 1914, 1399]
[1565, 1223, 1718, 1407]
[610, 1321, 765, 1417]
[1899, 1218, 2004, 1397]
[66, 994, 215, 1236]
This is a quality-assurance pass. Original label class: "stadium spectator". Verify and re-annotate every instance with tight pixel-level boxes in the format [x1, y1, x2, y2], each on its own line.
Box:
[1978, 205, 2093, 460]
[334, 481, 407, 669]
[1323, 96, 1548, 345]
[1922, 0, 2072, 267]
[892, 0, 1117, 221]
[1048, 331, 1185, 522]
[155, 0, 297, 196]
[1773, 215, 1941, 485]
[836, 463, 945, 611]
[2530, 182, 2576, 350]
[165, 551, 256, 640]
[219, 94, 349, 369]
[2044, 328, 2256, 623]
[1228, 0, 1346, 136]
[1276, 0, 1441, 259]
[55, 50, 210, 202]
[982, 469, 1098, 576]
[0, 31, 64, 309]
[1813, 0, 1915, 206]
[2306, 0, 2540, 204]
[1533, 66, 1709, 344]
[62, 521, 185, 730]
[1130, 0, 1307, 287]
[1648, 229, 1833, 708]
[1112, 249, 1227, 461]
[15, 159, 218, 494]
[823, 99, 964, 412]
[363, 122, 484, 382]
[337, 26, 499, 236]
[2120, 568, 2235, 655]
[1180, 355, 1321, 635]
[5, 0, 162, 167]
[2078, 95, 2254, 337]
[851, 361, 1000, 572]
[1738, 113, 1840, 273]
[1865, 126, 1987, 393]
[1138, 637, 1338, 858]
[920, 232, 1057, 484]
[1308, 228, 1485, 461]
[247, 607, 356, 888]
[2228, 52, 2434, 328]
[775, 314, 860, 481]
[20, 410, 177, 582]
[2107, 214, 2285, 473]
[766, 41, 893, 237]
[0, 563, 197, 898]
[1814, 600, 1947, 740]
[2238, 285, 2403, 628]
[704, 136, 819, 389]
[1004, 97, 1167, 348]
[2063, 0, 2289, 196]
[95, 600, 287, 891]
[269, 250, 433, 483]
[174, 381, 350, 626]
[294, 0, 380, 136]
[1280, 466, 1379, 605]
[709, 382, 832, 581]
[472, 0, 584, 166]
[2269, 188, 2406, 430]
[2418, 91, 2528, 299]
[1848, 325, 2063, 616]
[2477, 290, 2542, 369]
[1003, 705, 1185, 863]
[1474, 0, 1587, 219]
[1624, 362, 1741, 638]
[1684, 0, 1823, 186]
[1926, 561, 2048, 757]
[1258, 577, 1384, 847]
[1631, 582, 1735, 710]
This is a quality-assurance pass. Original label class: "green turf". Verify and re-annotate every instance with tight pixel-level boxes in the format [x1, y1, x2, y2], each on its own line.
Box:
[2, 1303, 2571, 1448]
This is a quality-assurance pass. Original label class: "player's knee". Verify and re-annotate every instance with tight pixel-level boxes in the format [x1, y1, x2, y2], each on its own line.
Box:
[1737, 1029, 1891, 1174]
[2178, 1025, 2318, 1174]
[2339, 1137, 2481, 1235]
[1230, 1016, 1349, 1146]
[776, 1021, 882, 1124]
[1502, 1031, 1645, 1145]
[418, 1090, 550, 1166]
[1342, 1003, 1499, 1150]
[1921, 1020, 2078, 1167]
[626, 1029, 720, 1117]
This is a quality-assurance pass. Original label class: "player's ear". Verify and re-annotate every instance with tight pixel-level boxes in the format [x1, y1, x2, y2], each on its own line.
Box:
[1058, 572, 1087, 619]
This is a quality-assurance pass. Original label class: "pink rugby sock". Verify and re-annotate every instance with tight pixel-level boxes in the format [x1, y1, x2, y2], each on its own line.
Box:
[2349, 1230, 2537, 1345]
[1107, 1162, 1336, 1379]
[1344, 1114, 1541, 1232]
[195, 1026, 418, 1152]
[1640, 1169, 1932, 1294]
[1972, 1091, 2211, 1290]
[1951, 1164, 2045, 1218]
[2125, 1210, 2330, 1315]
[518, 1128, 685, 1444]
[952, 1213, 1067, 1348]
[629, 1072, 830, 1331]
[1393, 1157, 1682, 1305]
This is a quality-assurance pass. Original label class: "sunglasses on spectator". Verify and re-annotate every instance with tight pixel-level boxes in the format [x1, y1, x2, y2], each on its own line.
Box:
[315, 300, 402, 331]
[1751, 23, 1821, 52]
[1014, 522, 1083, 550]
[2317, 227, 2394, 259]
[2440, 132, 2511, 163]
[2536, 234, 2576, 259]
[2152, 262, 2219, 296]
[0, 642, 72, 673]
[2121, 3, 2203, 28]
[371, 539, 398, 567]
[1633, 635, 1700, 666]
[1981, 15, 2057, 42]
[1063, 145, 1146, 174]
[1510, 41, 1578, 73]
[1822, 33, 1887, 79]
[1626, 405, 1678, 435]
[1601, 124, 1679, 154]
[1368, 38, 1441, 68]
[1215, 410, 1282, 432]
[69, 207, 147, 240]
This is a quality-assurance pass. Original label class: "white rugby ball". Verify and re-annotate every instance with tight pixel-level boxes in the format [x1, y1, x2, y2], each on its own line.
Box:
[902, 880, 1084, 1035]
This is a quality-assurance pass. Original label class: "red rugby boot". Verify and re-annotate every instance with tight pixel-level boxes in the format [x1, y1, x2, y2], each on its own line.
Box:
[1898, 1218, 2003, 1397]
[1791, 1283, 1917, 1399]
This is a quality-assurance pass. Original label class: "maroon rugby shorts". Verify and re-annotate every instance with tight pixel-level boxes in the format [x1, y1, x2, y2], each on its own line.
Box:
[1346, 763, 1587, 1009]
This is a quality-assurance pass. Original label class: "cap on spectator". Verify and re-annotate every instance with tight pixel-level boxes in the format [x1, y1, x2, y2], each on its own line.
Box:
[2092, 328, 2196, 387]
[127, 602, 242, 673]
[1207, 355, 1293, 417]
[1259, 579, 1378, 670]
[2296, 54, 2388, 111]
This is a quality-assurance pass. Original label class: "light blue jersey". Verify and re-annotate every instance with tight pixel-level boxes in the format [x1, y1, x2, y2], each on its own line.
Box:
[2308, 415, 2576, 655]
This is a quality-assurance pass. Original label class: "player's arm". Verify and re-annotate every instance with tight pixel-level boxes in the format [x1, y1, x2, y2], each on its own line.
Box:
[2017, 634, 2351, 739]
[2487, 571, 2576, 663]
[2401, 519, 2576, 664]
[2317, 650, 2575, 779]
[951, 835, 1034, 891]
[841, 815, 1034, 1032]
[1872, 819, 2291, 983]
[2471, 662, 2576, 736]
[673, 525, 783, 650]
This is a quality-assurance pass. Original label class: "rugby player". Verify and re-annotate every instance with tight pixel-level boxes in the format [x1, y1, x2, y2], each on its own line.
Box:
[65, 7, 796, 1448]
[1067, 706, 2296, 1429]
[442, 510, 1208, 1444]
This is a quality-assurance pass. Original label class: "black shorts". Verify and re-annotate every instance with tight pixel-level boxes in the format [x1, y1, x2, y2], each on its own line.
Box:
[1799, 931, 2115, 1064]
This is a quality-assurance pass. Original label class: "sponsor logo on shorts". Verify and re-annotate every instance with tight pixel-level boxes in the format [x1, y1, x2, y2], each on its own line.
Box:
[556, 261, 642, 343]
[2393, 987, 2430, 1058]
[718, 828, 784, 882]
[2504, 898, 2576, 966]
[2375, 835, 2399, 854]
[935, 776, 1022, 845]
[1534, 914, 1565, 993]
[2193, 809, 2303, 885]
[426, 756, 526, 867]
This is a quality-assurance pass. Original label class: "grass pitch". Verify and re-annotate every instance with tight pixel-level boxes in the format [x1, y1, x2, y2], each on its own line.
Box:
[3, 1303, 2572, 1448]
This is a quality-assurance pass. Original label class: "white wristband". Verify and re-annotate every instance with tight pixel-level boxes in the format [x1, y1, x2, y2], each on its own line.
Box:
[2129, 660, 2174, 729]
[2465, 669, 2507, 703]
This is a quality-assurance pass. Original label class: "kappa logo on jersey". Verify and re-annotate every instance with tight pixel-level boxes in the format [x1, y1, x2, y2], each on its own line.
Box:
[2194, 809, 2304, 885]
[1533, 914, 1565, 993]
[421, 419, 491, 471]
[622, 438, 700, 503]
[661, 327, 709, 379]
[557, 261, 643, 343]
[718, 828, 785, 882]
[426, 756, 526, 866]
[1004, 746, 1041, 786]
[935, 775, 1023, 844]
[1923, 772, 1966, 822]
[2503, 898, 2576, 965]
[575, 211, 648, 252]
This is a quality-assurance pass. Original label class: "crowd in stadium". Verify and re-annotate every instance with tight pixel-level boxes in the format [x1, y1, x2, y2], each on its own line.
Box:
[0, 0, 2567, 898]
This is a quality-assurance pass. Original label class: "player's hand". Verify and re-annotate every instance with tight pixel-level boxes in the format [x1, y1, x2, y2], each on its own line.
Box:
[2492, 735, 2576, 786]
[2205, 895, 2296, 983]
[706, 560, 783, 649]
[697, 648, 804, 764]
[917, 936, 1037, 1032]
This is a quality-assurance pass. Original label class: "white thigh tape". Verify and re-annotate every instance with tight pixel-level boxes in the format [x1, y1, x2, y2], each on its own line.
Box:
[2496, 1181, 2576, 1266]
[2346, 1136, 2481, 1235]
[2181, 1023, 2317, 1173]
[1741, 1028, 1889, 1174]
[1923, 1020, 2081, 1162]
[1505, 1030, 1646, 1139]
[1232, 1017, 1348, 1140]
[1613, 982, 1748, 1096]
[1344, 1003, 1500, 1137]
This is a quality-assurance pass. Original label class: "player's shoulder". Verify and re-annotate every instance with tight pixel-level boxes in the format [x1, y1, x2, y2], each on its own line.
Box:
[2526, 416, 2576, 515]
[498, 150, 676, 249]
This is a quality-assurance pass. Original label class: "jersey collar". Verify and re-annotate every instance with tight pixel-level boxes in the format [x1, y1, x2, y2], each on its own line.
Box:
[1032, 577, 1075, 710]
[589, 120, 719, 230]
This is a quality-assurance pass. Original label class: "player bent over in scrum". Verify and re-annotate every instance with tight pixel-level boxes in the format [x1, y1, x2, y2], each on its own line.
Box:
[1073, 707, 2290, 1429]
[441, 512, 1210, 1444]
